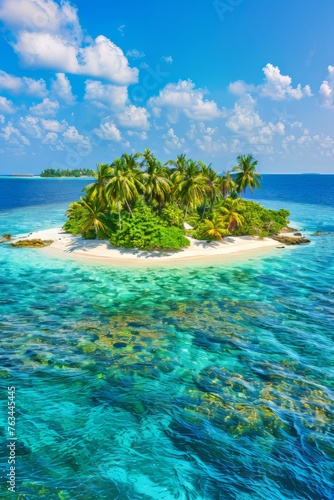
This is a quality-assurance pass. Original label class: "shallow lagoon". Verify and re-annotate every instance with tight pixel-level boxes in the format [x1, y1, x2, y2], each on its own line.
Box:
[0, 181, 333, 499]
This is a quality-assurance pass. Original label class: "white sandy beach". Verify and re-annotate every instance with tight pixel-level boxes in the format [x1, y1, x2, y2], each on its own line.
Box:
[20, 227, 284, 267]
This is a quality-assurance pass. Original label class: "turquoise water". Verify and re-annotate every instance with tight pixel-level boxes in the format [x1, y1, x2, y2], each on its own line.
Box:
[0, 188, 334, 498]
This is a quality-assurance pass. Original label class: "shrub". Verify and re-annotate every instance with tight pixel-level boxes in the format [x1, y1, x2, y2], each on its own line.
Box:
[160, 204, 184, 228]
[110, 207, 189, 250]
[63, 202, 89, 235]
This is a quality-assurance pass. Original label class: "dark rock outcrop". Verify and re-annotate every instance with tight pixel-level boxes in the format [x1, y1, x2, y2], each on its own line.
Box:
[272, 236, 311, 246]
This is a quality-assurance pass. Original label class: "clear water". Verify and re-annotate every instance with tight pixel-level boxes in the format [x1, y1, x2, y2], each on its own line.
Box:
[0, 178, 333, 499]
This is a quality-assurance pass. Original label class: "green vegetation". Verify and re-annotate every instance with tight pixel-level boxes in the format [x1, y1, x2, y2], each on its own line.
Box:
[64, 151, 290, 250]
[40, 168, 95, 178]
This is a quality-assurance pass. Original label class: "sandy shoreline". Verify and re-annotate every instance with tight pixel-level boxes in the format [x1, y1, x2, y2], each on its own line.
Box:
[19, 227, 285, 267]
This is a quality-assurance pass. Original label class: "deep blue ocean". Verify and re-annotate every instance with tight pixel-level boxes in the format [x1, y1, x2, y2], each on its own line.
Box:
[0, 175, 333, 499]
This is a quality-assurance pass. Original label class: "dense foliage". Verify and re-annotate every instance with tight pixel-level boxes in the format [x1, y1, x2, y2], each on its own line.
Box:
[63, 151, 290, 250]
[40, 168, 95, 177]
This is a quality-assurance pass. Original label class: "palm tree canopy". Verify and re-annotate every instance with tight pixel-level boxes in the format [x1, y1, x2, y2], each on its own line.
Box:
[220, 197, 245, 231]
[80, 197, 108, 237]
[202, 215, 229, 241]
[173, 160, 206, 210]
[232, 154, 262, 195]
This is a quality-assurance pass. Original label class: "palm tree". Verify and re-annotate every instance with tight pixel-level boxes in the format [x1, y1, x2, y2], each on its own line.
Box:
[220, 171, 236, 198]
[84, 163, 113, 202]
[220, 198, 245, 232]
[201, 214, 229, 241]
[232, 154, 262, 198]
[121, 152, 141, 170]
[143, 159, 172, 213]
[198, 162, 222, 219]
[80, 197, 108, 239]
[173, 160, 206, 219]
[107, 157, 143, 228]
[167, 153, 188, 176]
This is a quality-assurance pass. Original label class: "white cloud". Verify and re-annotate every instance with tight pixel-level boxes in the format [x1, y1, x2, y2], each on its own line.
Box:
[149, 80, 222, 121]
[313, 134, 334, 149]
[297, 135, 312, 145]
[30, 98, 59, 117]
[19, 115, 43, 138]
[196, 135, 228, 153]
[164, 128, 185, 150]
[162, 56, 173, 64]
[0, 0, 138, 85]
[0, 114, 4, 123]
[0, 96, 15, 114]
[282, 135, 295, 150]
[229, 63, 312, 101]
[127, 130, 148, 140]
[1, 121, 30, 145]
[42, 131, 58, 144]
[84, 80, 128, 110]
[261, 64, 312, 100]
[40, 118, 67, 132]
[117, 105, 150, 130]
[228, 80, 255, 96]
[94, 117, 122, 142]
[62, 125, 90, 147]
[319, 66, 334, 109]
[249, 121, 285, 145]
[51, 73, 75, 104]
[226, 95, 263, 133]
[0, 0, 82, 42]
[0, 70, 47, 97]
[126, 49, 145, 59]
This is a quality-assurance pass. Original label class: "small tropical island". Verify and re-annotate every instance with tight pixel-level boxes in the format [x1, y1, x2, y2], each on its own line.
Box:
[40, 168, 95, 178]
[7, 151, 310, 263]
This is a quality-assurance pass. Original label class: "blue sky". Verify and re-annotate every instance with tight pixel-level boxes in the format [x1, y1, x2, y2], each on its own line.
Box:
[0, 0, 333, 174]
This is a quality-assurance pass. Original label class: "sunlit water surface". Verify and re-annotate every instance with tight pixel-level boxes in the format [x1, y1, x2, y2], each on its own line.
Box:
[0, 178, 333, 499]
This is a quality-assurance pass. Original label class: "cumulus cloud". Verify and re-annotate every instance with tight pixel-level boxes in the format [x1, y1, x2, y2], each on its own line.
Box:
[149, 80, 222, 121]
[94, 117, 122, 142]
[229, 63, 312, 101]
[249, 121, 285, 145]
[0, 70, 47, 97]
[226, 95, 263, 133]
[319, 66, 334, 109]
[84, 80, 128, 110]
[0, 96, 16, 114]
[164, 127, 185, 151]
[19, 115, 43, 138]
[0, 0, 138, 85]
[40, 118, 68, 132]
[1, 121, 30, 145]
[62, 125, 91, 148]
[51, 73, 75, 104]
[42, 131, 58, 144]
[0, 114, 4, 123]
[261, 64, 312, 100]
[116, 105, 150, 130]
[30, 98, 59, 117]
[127, 130, 148, 140]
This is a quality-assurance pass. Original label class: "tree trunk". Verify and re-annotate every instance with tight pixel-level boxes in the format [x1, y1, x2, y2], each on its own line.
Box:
[125, 199, 133, 216]
[118, 201, 122, 229]
[200, 198, 207, 222]
[184, 203, 189, 220]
